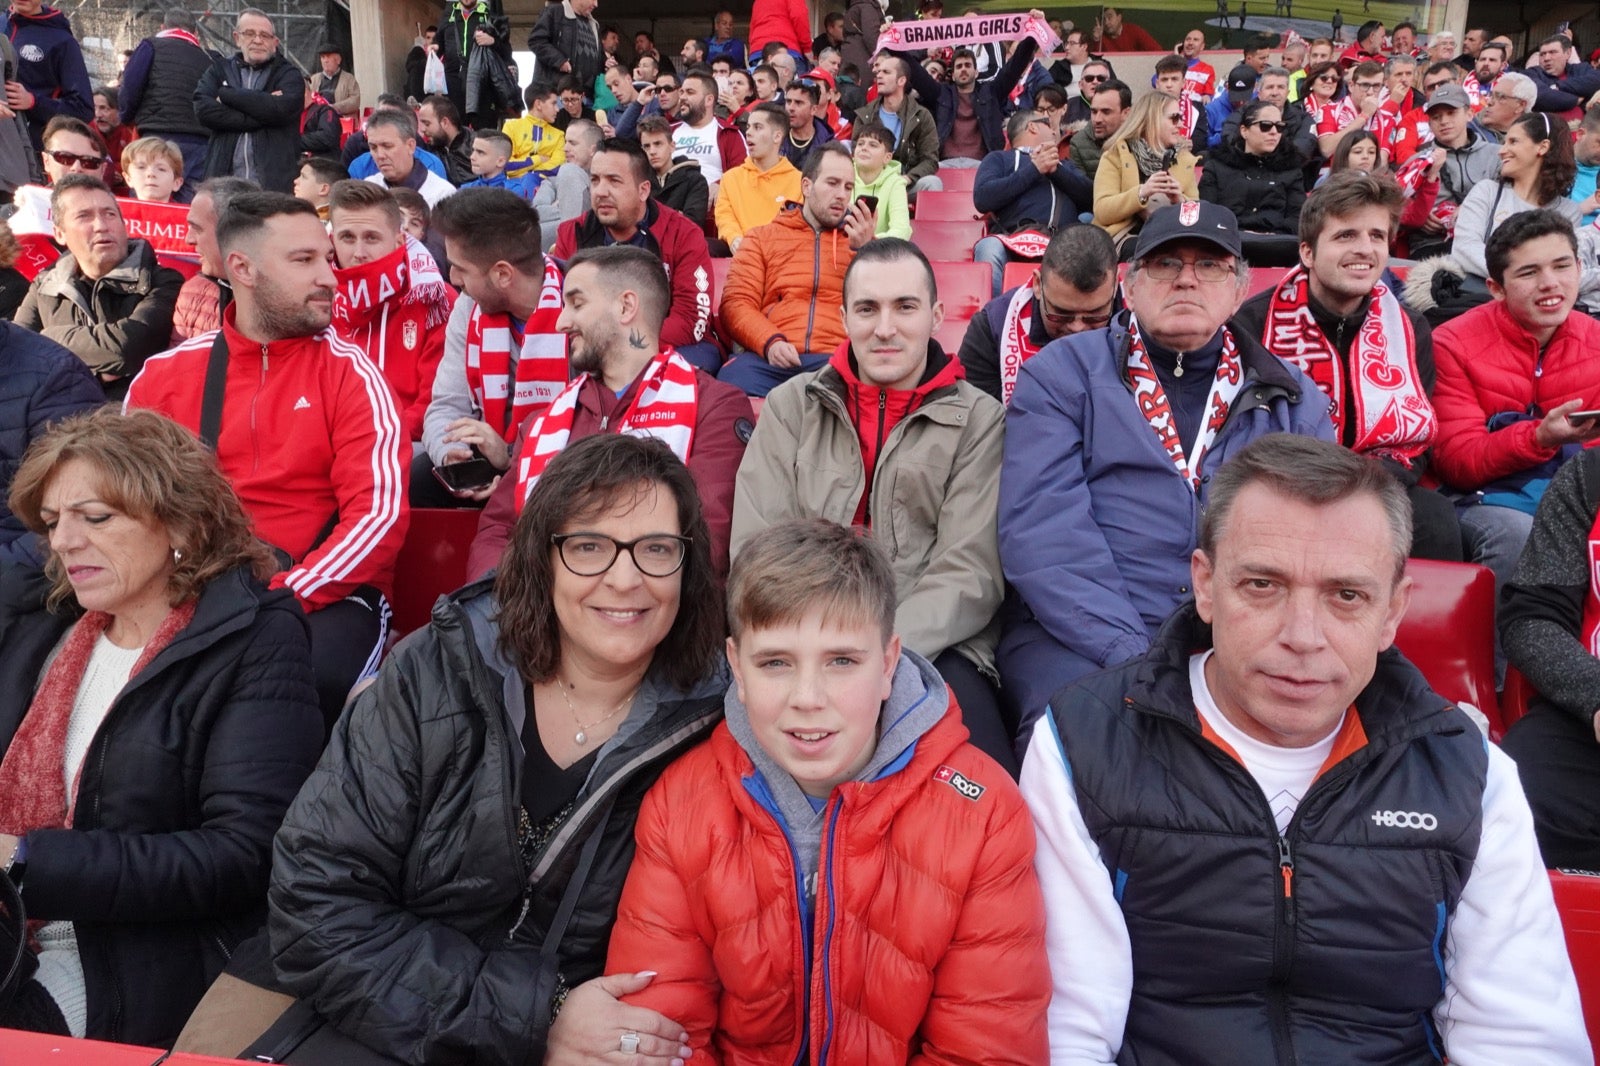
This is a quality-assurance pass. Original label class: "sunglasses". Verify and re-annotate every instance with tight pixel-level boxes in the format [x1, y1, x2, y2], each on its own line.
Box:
[44, 149, 106, 170]
[1081, 73, 1107, 83]
[1251, 120, 1286, 132]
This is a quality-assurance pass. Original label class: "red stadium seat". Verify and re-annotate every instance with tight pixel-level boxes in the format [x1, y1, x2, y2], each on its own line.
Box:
[390, 507, 481, 636]
[0, 1030, 165, 1063]
[936, 167, 978, 192]
[911, 219, 986, 262]
[711, 257, 733, 300]
[1002, 261, 1038, 292]
[1549, 869, 1600, 1052]
[931, 262, 991, 322]
[914, 190, 982, 221]
[933, 314, 972, 355]
[1393, 559, 1504, 738]
[1245, 266, 1291, 299]
[1501, 665, 1536, 732]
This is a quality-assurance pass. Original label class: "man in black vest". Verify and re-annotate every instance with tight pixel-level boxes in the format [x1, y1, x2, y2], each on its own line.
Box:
[1019, 434, 1590, 1064]
[118, 9, 212, 197]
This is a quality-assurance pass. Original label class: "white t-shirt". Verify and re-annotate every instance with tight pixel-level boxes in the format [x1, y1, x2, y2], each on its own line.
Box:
[1190, 650, 1341, 833]
[674, 119, 724, 184]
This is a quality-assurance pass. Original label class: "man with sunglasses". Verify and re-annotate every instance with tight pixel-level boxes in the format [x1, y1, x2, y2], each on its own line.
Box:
[0, 0, 91, 151]
[1064, 59, 1112, 128]
[193, 10, 305, 193]
[37, 114, 106, 184]
[997, 201, 1333, 741]
[970, 108, 1093, 297]
[463, 242, 751, 581]
[957, 222, 1116, 405]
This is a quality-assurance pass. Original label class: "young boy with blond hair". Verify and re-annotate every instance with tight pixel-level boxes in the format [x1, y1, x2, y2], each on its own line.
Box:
[604, 517, 1048, 1063]
[121, 136, 185, 203]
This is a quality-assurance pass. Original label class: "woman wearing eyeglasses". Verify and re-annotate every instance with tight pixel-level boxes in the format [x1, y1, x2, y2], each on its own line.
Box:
[1093, 91, 1198, 253]
[1198, 100, 1306, 264]
[1452, 112, 1583, 281]
[257, 433, 729, 1064]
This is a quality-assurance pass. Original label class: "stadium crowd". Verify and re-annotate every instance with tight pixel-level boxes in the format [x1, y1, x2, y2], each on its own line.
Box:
[0, 0, 1595, 1062]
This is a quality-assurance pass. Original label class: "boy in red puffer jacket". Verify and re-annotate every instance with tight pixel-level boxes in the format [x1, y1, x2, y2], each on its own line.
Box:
[606, 516, 1049, 1064]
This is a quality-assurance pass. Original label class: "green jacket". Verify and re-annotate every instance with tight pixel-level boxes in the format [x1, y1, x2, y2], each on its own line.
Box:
[854, 159, 912, 239]
[855, 93, 940, 183]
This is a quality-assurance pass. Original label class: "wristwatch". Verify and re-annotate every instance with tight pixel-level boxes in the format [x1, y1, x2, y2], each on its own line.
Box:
[5, 836, 27, 888]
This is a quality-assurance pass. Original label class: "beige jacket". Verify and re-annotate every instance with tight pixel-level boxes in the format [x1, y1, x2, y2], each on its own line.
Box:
[729, 359, 1005, 675]
[1092, 138, 1200, 243]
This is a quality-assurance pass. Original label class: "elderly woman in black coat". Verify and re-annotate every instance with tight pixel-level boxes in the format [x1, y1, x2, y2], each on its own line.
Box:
[0, 407, 322, 1045]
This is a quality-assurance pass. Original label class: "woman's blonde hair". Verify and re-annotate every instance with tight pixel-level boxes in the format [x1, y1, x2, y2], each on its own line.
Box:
[1103, 91, 1181, 158]
[9, 408, 277, 611]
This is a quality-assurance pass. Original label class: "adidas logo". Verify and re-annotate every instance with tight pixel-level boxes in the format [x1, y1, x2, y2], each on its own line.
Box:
[293, 396, 311, 411]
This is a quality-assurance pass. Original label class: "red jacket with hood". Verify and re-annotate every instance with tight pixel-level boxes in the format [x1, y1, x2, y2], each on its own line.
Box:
[125, 308, 409, 609]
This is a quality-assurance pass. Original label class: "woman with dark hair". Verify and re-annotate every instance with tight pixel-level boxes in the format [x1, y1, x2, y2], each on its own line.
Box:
[0, 408, 321, 1044]
[1453, 111, 1582, 280]
[259, 433, 728, 1064]
[1198, 99, 1307, 254]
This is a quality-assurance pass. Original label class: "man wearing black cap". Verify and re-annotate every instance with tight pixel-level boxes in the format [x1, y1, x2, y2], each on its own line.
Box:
[314, 43, 361, 117]
[1204, 63, 1258, 149]
[997, 200, 1335, 739]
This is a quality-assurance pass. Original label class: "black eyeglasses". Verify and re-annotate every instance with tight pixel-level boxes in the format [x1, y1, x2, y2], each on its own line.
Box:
[1036, 285, 1114, 329]
[44, 149, 106, 170]
[551, 532, 691, 577]
[1252, 120, 1287, 132]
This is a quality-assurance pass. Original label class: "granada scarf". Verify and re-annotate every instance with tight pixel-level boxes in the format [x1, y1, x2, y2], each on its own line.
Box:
[1260, 266, 1435, 464]
[514, 347, 699, 512]
[997, 282, 1043, 406]
[464, 255, 568, 442]
[0, 602, 196, 840]
[331, 236, 455, 370]
[1125, 318, 1245, 490]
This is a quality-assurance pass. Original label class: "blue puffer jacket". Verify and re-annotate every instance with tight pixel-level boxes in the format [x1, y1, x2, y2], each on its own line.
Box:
[460, 168, 541, 200]
[0, 3, 92, 149]
[997, 313, 1334, 735]
[0, 321, 103, 564]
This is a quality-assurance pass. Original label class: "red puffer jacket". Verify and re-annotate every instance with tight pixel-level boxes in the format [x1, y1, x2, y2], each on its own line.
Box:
[1431, 299, 1600, 491]
[605, 705, 1050, 1064]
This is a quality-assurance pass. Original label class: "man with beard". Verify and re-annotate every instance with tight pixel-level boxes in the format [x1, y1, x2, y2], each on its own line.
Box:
[719, 143, 878, 396]
[170, 175, 257, 344]
[671, 71, 746, 189]
[1463, 39, 1506, 114]
[417, 95, 475, 186]
[328, 179, 455, 442]
[553, 138, 719, 371]
[462, 241, 751, 580]
[1068, 79, 1129, 182]
[126, 192, 408, 729]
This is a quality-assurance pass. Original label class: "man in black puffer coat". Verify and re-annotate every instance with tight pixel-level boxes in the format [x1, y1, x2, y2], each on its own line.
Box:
[192, 10, 304, 193]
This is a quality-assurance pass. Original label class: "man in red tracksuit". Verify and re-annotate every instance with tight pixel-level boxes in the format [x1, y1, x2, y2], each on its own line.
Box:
[552, 138, 722, 373]
[465, 244, 752, 582]
[126, 191, 408, 728]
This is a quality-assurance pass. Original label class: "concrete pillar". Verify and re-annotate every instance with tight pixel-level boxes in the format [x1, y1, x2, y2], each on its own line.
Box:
[353, 0, 444, 101]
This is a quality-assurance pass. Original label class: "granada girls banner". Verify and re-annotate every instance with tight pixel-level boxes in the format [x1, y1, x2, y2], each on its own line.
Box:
[875, 12, 1060, 56]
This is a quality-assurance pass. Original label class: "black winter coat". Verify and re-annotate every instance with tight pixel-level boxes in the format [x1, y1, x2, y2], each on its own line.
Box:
[269, 580, 726, 1066]
[439, 4, 512, 119]
[0, 564, 322, 1045]
[0, 322, 101, 564]
[193, 52, 305, 193]
[527, 2, 602, 95]
[1198, 139, 1307, 236]
[298, 100, 341, 160]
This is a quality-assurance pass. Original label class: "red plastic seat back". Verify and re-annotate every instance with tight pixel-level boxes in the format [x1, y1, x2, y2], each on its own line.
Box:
[1393, 559, 1504, 737]
[910, 219, 985, 261]
[936, 167, 978, 192]
[914, 189, 981, 221]
[1549, 869, 1600, 1051]
[931, 261, 991, 322]
[1002, 261, 1038, 292]
[390, 507, 481, 636]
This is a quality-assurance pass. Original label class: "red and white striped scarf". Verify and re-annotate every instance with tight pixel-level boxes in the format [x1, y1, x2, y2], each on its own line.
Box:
[464, 255, 567, 442]
[513, 347, 700, 512]
[332, 235, 452, 335]
[1125, 318, 1245, 490]
[155, 27, 202, 47]
[997, 282, 1043, 406]
[1260, 266, 1435, 464]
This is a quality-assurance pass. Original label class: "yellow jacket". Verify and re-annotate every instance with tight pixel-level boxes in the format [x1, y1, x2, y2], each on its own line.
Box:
[503, 116, 565, 176]
[714, 157, 802, 245]
[1092, 138, 1199, 243]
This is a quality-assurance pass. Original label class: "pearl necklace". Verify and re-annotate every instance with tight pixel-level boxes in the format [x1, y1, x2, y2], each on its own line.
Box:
[555, 678, 636, 745]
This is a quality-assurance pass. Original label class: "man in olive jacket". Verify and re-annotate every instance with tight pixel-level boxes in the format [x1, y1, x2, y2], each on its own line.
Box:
[729, 237, 1013, 773]
[854, 54, 942, 196]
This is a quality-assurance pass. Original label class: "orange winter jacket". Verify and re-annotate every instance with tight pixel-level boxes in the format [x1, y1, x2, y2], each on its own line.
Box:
[605, 704, 1050, 1064]
[720, 203, 854, 358]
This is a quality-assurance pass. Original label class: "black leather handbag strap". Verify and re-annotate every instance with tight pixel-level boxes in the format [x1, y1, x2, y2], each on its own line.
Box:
[198, 330, 230, 451]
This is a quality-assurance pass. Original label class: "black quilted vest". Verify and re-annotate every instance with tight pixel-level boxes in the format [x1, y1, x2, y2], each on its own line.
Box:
[1049, 605, 1487, 1065]
[131, 36, 211, 136]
